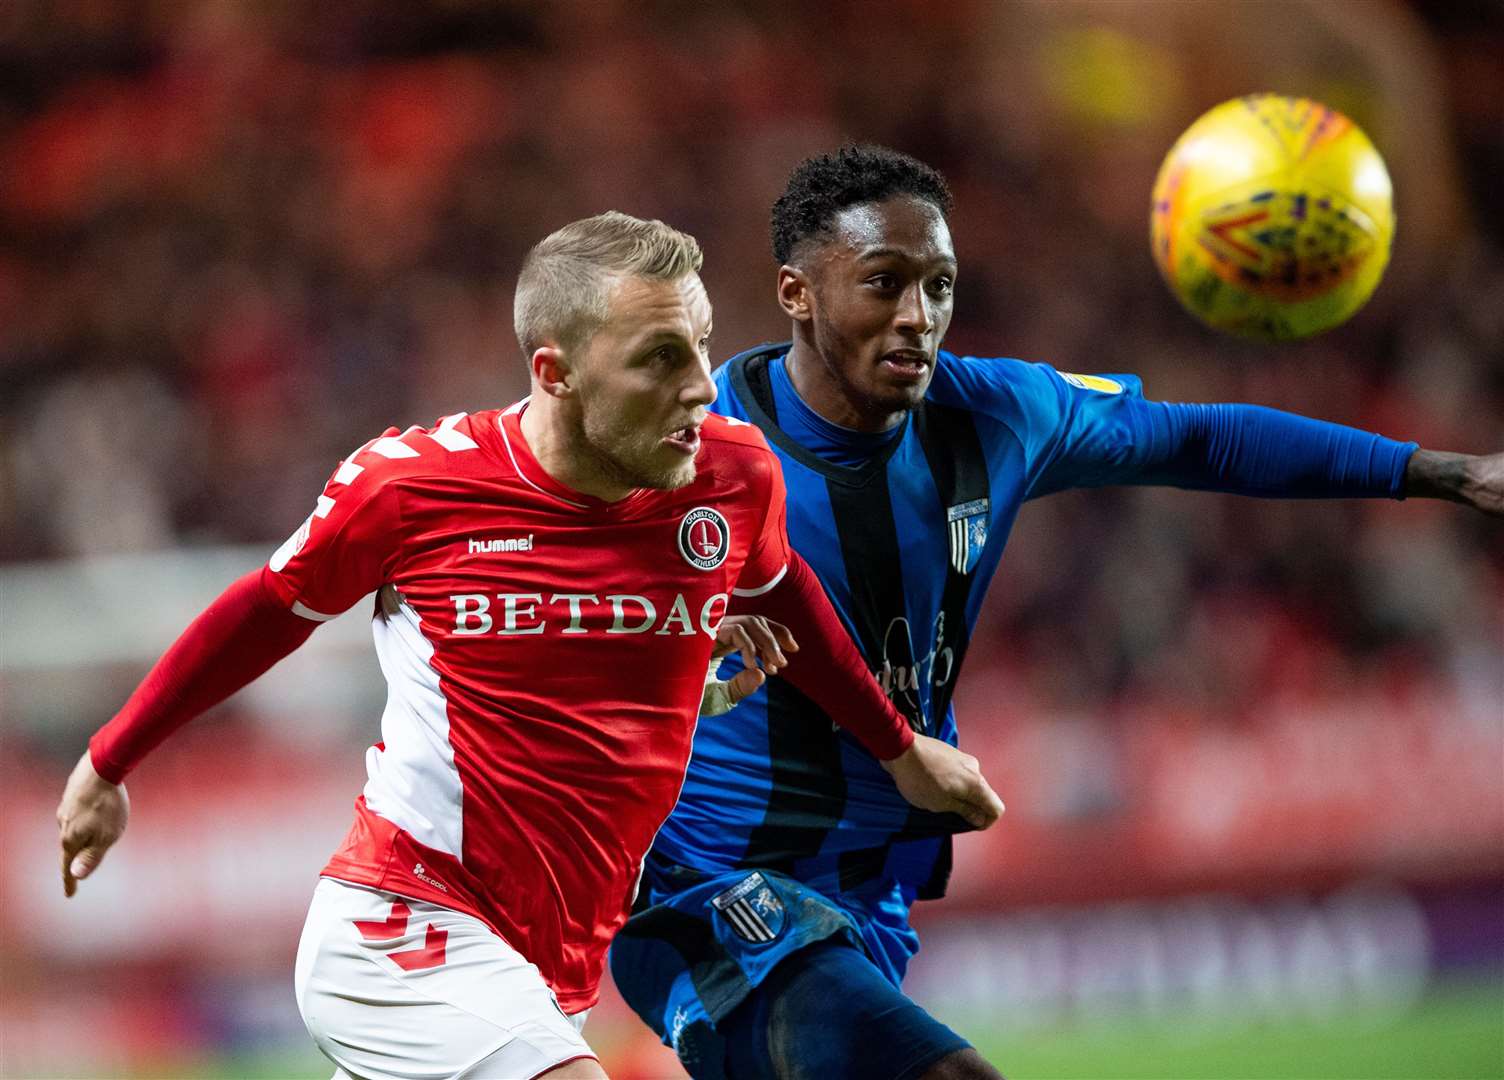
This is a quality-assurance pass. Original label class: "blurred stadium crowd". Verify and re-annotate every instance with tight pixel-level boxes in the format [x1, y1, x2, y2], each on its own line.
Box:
[4, 0, 1499, 723]
[0, 1, 1500, 1075]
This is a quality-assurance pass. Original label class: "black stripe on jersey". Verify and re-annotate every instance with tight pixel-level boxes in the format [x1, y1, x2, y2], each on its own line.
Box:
[906, 400, 990, 901]
[728, 346, 910, 485]
[614, 905, 752, 1023]
[824, 467, 925, 728]
[739, 676, 848, 870]
[729, 347, 980, 896]
[837, 845, 889, 892]
[735, 346, 879, 873]
[910, 400, 989, 726]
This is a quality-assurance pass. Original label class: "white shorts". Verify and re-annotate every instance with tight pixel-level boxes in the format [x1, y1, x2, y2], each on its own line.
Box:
[295, 877, 596, 1080]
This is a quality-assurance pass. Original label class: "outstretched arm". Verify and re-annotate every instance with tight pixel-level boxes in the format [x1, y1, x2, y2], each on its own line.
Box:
[1069, 396, 1501, 515]
[1018, 364, 1498, 513]
[1130, 401, 1503, 513]
[1404, 449, 1504, 514]
[57, 567, 320, 896]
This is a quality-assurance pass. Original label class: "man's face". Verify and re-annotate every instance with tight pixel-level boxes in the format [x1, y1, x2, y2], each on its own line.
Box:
[795, 195, 956, 427]
[571, 273, 716, 491]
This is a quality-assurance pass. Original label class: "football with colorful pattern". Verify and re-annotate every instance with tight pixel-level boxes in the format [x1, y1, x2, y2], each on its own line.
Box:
[1150, 94, 1395, 342]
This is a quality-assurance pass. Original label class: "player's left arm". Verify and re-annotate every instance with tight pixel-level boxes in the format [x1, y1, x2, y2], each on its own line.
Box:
[1134, 401, 1502, 512]
[1403, 449, 1504, 514]
[1002, 361, 1500, 512]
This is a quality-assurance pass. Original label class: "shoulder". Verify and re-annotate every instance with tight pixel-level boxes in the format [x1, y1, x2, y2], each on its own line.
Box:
[928, 351, 1051, 405]
[927, 352, 1143, 420]
[698, 414, 781, 501]
[303, 411, 508, 533]
[699, 412, 774, 456]
[710, 345, 784, 423]
[334, 410, 504, 492]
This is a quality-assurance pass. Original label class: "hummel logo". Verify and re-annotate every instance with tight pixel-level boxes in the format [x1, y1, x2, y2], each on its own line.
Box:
[411, 862, 449, 893]
[467, 535, 534, 554]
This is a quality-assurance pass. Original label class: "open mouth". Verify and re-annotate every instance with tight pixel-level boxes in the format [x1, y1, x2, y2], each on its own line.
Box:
[880, 350, 931, 380]
[663, 424, 701, 455]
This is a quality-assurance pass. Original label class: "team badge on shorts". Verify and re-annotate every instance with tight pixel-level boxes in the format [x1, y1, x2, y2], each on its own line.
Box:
[947, 498, 990, 575]
[677, 507, 730, 571]
[711, 872, 785, 943]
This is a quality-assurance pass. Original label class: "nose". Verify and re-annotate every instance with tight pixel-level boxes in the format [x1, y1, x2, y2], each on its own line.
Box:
[681, 352, 717, 410]
[894, 283, 934, 337]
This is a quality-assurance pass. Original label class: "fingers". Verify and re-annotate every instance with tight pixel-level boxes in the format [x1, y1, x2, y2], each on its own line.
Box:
[700, 665, 767, 717]
[59, 826, 98, 898]
[71, 847, 102, 885]
[59, 830, 106, 898]
[725, 666, 766, 707]
[952, 753, 1004, 829]
[737, 617, 788, 674]
[766, 619, 799, 654]
[61, 838, 77, 898]
[734, 625, 758, 671]
[713, 616, 791, 675]
[960, 776, 1005, 830]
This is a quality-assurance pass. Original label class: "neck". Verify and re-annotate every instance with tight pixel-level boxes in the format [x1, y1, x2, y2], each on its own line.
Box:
[785, 331, 908, 433]
[519, 395, 635, 502]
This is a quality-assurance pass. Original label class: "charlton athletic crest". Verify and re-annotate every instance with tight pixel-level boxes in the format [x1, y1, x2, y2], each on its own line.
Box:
[710, 871, 786, 943]
[947, 498, 990, 575]
[678, 506, 730, 571]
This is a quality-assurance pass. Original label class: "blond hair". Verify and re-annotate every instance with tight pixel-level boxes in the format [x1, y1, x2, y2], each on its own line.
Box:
[514, 211, 704, 356]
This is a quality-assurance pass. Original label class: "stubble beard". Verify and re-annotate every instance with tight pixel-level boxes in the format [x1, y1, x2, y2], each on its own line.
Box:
[576, 400, 697, 492]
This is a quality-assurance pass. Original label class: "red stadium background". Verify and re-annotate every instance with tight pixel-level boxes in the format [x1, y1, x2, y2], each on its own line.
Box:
[1, 2, 1500, 1077]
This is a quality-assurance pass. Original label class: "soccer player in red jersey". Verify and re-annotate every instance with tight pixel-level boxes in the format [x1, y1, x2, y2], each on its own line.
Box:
[54, 212, 1004, 1080]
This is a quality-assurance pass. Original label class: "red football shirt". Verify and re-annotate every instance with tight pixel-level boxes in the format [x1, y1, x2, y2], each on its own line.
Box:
[262, 402, 790, 1011]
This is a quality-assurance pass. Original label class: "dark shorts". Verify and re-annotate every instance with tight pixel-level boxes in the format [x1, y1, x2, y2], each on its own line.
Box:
[718, 938, 971, 1080]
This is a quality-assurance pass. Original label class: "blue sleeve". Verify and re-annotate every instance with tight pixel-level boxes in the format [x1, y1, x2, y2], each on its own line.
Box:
[943, 356, 1417, 500]
[1118, 401, 1418, 499]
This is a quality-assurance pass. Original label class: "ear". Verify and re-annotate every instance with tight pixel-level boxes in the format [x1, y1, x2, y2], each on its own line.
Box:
[530, 346, 576, 400]
[776, 265, 814, 324]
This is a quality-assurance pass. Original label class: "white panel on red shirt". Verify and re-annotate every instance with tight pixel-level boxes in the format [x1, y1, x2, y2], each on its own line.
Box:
[263, 406, 790, 1012]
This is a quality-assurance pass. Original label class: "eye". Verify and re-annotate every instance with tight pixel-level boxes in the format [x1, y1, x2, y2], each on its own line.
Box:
[866, 273, 899, 291]
[928, 276, 954, 297]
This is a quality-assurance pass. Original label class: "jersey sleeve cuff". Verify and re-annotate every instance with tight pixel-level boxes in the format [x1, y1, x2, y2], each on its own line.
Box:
[731, 563, 788, 598]
[871, 722, 915, 761]
[88, 734, 130, 785]
[1388, 441, 1421, 499]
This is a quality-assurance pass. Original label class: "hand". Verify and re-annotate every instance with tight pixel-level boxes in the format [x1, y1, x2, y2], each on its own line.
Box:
[1404, 449, 1504, 515]
[882, 734, 1004, 830]
[1461, 452, 1504, 515]
[701, 615, 799, 717]
[56, 751, 130, 897]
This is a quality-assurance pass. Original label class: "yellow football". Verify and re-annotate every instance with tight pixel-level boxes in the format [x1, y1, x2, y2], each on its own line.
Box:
[1150, 94, 1395, 342]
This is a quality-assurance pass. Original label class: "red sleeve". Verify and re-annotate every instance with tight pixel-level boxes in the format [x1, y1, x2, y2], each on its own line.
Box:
[733, 446, 793, 597]
[734, 551, 915, 761]
[262, 435, 403, 620]
[88, 568, 318, 783]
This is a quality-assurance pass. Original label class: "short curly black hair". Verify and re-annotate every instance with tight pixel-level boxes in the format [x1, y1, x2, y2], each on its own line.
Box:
[770, 144, 953, 265]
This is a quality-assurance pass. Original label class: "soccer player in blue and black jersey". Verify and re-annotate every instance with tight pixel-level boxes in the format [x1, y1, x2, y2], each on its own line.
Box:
[610, 145, 1504, 1080]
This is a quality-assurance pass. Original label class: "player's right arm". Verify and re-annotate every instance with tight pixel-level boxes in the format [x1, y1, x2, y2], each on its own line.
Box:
[57, 435, 405, 896]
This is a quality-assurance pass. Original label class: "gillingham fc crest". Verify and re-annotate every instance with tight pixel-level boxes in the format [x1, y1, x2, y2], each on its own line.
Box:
[678, 506, 730, 571]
